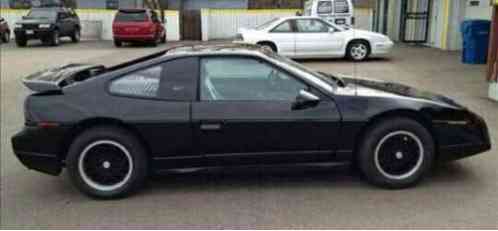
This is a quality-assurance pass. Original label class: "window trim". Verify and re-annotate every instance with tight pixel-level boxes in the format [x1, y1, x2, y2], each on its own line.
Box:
[198, 55, 315, 102]
[106, 57, 198, 102]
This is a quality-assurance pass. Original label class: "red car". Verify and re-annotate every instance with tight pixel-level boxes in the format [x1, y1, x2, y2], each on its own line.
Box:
[0, 17, 11, 43]
[112, 9, 166, 47]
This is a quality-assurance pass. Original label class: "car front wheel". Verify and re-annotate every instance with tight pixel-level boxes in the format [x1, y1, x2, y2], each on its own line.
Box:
[347, 41, 370, 61]
[358, 117, 434, 189]
[66, 126, 148, 199]
[71, 29, 81, 43]
[15, 37, 27, 47]
[51, 30, 60, 46]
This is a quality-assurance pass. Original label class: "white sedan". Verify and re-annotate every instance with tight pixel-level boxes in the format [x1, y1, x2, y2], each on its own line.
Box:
[234, 16, 394, 61]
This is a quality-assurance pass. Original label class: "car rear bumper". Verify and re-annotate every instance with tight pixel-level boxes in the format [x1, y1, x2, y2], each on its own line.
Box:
[11, 126, 70, 176]
[114, 33, 156, 41]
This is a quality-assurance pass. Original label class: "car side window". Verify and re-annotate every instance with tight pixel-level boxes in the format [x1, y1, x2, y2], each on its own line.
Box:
[200, 57, 307, 101]
[271, 21, 293, 33]
[317, 1, 333, 14]
[109, 65, 162, 98]
[295, 19, 329, 33]
[110, 58, 198, 101]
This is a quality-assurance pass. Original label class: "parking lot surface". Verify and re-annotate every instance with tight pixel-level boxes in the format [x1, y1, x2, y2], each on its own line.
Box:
[1, 41, 497, 228]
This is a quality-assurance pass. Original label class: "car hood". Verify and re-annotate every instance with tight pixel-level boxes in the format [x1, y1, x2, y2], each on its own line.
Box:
[338, 28, 390, 40]
[17, 18, 54, 24]
[335, 75, 464, 109]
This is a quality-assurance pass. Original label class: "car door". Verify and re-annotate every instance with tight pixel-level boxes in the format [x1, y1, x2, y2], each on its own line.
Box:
[266, 20, 296, 57]
[192, 56, 341, 165]
[107, 57, 199, 168]
[294, 19, 344, 57]
[57, 11, 71, 35]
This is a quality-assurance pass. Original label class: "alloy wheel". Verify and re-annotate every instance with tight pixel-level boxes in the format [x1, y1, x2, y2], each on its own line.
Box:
[78, 140, 134, 192]
[350, 43, 368, 60]
[374, 131, 424, 180]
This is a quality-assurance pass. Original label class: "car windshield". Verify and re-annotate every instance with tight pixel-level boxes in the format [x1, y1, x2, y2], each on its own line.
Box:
[115, 11, 148, 22]
[26, 9, 57, 20]
[254, 18, 279, 30]
[262, 49, 342, 88]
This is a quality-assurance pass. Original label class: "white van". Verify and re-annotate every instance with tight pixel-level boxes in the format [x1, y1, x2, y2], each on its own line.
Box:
[304, 0, 354, 26]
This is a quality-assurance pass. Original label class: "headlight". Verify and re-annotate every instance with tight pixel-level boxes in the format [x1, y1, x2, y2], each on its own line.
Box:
[38, 24, 51, 28]
[14, 24, 22, 28]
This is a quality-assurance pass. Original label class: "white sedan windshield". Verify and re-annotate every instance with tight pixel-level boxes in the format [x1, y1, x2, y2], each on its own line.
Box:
[254, 18, 280, 30]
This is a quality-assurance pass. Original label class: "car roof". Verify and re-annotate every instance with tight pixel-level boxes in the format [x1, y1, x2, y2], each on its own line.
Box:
[165, 43, 269, 57]
[279, 16, 323, 20]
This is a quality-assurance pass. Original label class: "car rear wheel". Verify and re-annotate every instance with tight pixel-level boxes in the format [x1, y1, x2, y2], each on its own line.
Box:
[2, 31, 10, 43]
[50, 30, 60, 46]
[357, 117, 434, 189]
[71, 28, 80, 43]
[114, 39, 122, 47]
[66, 126, 148, 199]
[347, 40, 370, 61]
[161, 33, 166, 43]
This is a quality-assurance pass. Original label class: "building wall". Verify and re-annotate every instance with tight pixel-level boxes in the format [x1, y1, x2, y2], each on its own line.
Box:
[167, 0, 248, 10]
[464, 0, 493, 19]
[0, 0, 144, 8]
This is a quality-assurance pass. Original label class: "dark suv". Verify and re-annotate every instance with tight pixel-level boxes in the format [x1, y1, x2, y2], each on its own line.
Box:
[14, 7, 81, 47]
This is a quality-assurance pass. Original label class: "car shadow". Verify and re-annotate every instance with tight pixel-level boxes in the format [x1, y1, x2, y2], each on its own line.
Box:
[133, 161, 480, 197]
[295, 57, 392, 63]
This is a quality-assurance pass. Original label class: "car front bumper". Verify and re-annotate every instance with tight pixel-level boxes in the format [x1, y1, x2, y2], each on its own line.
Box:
[371, 40, 394, 56]
[11, 126, 70, 176]
[14, 28, 54, 40]
[435, 112, 492, 162]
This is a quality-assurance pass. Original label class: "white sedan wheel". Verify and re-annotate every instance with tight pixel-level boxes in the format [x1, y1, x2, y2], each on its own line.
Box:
[350, 43, 368, 60]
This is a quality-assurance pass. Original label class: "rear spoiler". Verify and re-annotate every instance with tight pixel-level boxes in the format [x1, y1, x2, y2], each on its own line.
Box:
[23, 64, 106, 92]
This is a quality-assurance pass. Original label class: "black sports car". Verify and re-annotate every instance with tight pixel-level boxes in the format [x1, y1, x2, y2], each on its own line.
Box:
[12, 44, 491, 198]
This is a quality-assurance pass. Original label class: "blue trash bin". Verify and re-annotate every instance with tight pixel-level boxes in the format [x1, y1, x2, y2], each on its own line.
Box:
[461, 20, 491, 64]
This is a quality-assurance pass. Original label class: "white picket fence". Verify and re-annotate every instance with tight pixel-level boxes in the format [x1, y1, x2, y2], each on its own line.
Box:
[0, 9, 181, 41]
[201, 8, 374, 41]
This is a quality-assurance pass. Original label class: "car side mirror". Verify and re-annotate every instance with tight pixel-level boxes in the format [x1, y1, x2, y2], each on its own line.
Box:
[292, 90, 320, 110]
[328, 28, 336, 33]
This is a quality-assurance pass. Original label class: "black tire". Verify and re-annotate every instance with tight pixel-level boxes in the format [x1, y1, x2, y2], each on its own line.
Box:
[2, 31, 10, 43]
[161, 33, 166, 43]
[50, 30, 60, 46]
[71, 28, 81, 43]
[257, 42, 277, 52]
[357, 117, 434, 189]
[15, 37, 27, 47]
[114, 39, 122, 47]
[66, 126, 148, 199]
[347, 40, 370, 61]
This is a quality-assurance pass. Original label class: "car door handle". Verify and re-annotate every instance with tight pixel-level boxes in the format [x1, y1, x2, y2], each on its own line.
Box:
[200, 123, 222, 131]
